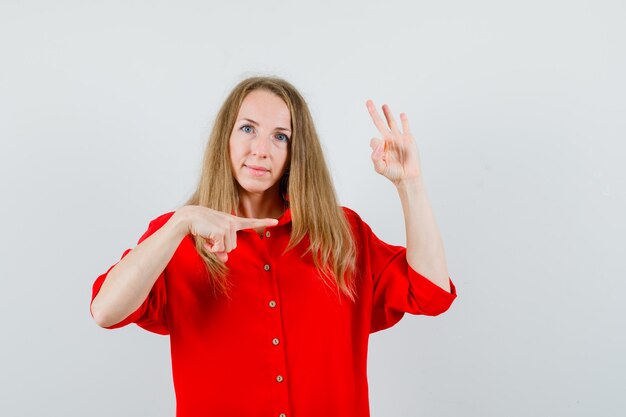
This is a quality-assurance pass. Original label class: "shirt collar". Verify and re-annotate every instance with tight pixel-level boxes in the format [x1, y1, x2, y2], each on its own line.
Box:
[275, 207, 291, 226]
[234, 207, 292, 234]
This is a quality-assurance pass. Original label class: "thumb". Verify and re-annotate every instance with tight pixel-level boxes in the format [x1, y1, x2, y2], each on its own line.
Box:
[370, 137, 383, 151]
[215, 251, 228, 262]
[370, 144, 386, 174]
[204, 242, 229, 262]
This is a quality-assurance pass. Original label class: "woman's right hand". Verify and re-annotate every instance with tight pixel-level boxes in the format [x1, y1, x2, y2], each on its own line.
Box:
[173, 206, 279, 262]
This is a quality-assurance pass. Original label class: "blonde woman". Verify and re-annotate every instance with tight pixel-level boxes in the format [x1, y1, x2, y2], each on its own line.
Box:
[90, 76, 457, 417]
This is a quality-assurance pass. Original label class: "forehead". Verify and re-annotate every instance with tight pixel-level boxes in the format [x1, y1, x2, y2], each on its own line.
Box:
[237, 90, 291, 129]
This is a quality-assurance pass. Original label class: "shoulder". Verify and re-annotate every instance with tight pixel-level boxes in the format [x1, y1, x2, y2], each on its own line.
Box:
[340, 206, 360, 221]
[340, 206, 371, 232]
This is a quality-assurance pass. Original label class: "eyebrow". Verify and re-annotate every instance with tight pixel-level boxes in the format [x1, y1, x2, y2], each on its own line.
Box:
[240, 118, 291, 133]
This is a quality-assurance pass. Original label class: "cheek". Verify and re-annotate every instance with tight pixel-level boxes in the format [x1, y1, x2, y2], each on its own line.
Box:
[229, 148, 240, 172]
[278, 151, 290, 172]
[229, 138, 244, 163]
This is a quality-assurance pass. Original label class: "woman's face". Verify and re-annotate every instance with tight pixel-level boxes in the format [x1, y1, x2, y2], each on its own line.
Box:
[229, 89, 291, 198]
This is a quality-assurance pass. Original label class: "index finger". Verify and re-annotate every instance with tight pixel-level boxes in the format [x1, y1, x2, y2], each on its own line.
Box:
[233, 216, 279, 231]
[366, 99, 391, 136]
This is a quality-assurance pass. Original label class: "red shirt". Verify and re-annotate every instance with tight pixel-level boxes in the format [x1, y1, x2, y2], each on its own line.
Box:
[91, 207, 456, 417]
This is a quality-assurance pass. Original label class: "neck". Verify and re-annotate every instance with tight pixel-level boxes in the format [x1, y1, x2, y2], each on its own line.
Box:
[237, 187, 285, 220]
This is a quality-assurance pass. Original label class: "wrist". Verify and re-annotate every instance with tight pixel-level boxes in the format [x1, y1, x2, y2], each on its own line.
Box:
[169, 206, 194, 240]
[395, 177, 425, 193]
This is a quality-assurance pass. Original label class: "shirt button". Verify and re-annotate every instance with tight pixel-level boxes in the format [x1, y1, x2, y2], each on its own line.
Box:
[264, 264, 270, 271]
[269, 300, 277, 308]
[276, 375, 284, 383]
[265, 231, 271, 238]
[272, 338, 280, 346]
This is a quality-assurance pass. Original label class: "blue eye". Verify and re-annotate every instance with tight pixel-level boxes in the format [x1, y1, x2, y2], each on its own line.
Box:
[241, 125, 254, 134]
[275, 133, 289, 142]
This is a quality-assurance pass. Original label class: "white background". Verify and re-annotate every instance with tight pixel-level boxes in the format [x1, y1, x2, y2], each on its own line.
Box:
[1, 1, 625, 416]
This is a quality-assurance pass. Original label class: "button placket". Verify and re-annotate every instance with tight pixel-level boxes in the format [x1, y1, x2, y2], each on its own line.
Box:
[263, 226, 291, 417]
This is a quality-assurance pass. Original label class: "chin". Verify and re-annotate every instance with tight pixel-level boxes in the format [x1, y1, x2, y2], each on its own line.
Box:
[236, 179, 278, 195]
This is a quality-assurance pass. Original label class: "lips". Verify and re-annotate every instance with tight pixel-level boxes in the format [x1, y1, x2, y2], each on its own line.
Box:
[244, 164, 270, 177]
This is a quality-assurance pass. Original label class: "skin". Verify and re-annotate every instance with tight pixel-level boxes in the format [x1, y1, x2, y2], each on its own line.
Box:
[91, 91, 451, 328]
[228, 89, 291, 222]
[91, 91, 288, 327]
[366, 100, 451, 292]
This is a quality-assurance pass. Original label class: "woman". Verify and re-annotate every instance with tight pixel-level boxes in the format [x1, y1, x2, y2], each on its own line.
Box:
[90, 76, 456, 417]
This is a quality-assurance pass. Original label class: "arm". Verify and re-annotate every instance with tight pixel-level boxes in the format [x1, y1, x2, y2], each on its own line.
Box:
[90, 212, 189, 328]
[91, 206, 279, 328]
[396, 179, 450, 291]
[366, 100, 451, 292]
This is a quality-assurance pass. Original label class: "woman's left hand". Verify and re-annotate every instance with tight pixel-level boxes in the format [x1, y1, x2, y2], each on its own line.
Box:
[366, 100, 422, 185]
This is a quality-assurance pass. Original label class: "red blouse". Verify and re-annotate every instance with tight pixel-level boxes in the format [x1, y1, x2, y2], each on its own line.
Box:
[91, 207, 456, 417]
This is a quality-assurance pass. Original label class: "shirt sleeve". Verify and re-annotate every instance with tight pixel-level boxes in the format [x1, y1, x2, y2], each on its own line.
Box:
[89, 213, 175, 335]
[343, 207, 457, 333]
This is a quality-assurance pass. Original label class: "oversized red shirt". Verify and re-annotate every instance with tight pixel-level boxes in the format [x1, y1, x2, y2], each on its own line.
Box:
[91, 207, 456, 417]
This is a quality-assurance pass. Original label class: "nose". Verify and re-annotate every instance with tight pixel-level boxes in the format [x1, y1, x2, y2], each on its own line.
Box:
[251, 132, 272, 157]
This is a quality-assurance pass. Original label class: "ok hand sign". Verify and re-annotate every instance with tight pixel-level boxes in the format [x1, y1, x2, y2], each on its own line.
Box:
[366, 100, 422, 186]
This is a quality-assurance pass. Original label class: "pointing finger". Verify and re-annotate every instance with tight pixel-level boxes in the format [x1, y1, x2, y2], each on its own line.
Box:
[234, 217, 279, 231]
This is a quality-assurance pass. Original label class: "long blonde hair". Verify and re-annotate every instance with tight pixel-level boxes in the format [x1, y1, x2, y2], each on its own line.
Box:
[187, 76, 357, 299]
